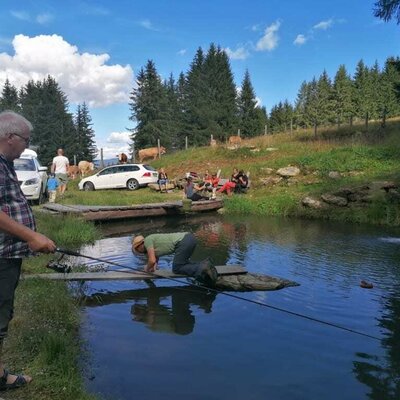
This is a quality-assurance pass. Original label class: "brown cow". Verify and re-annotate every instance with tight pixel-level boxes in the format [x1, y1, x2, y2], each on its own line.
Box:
[117, 153, 128, 164]
[67, 165, 80, 179]
[78, 161, 94, 177]
[228, 136, 242, 147]
[138, 146, 166, 163]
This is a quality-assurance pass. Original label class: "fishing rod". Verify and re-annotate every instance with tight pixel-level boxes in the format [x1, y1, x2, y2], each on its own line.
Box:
[55, 247, 381, 341]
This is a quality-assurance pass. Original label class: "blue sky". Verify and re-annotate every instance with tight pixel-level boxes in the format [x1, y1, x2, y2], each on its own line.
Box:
[0, 0, 398, 158]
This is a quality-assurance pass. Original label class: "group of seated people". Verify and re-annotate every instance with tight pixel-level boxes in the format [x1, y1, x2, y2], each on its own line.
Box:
[157, 167, 248, 200]
[217, 168, 249, 196]
[184, 170, 220, 201]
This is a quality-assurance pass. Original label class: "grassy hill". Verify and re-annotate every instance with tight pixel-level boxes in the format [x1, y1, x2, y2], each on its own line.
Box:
[63, 118, 400, 227]
[150, 118, 400, 226]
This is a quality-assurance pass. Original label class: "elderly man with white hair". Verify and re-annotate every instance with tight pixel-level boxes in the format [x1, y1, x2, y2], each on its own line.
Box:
[0, 110, 56, 392]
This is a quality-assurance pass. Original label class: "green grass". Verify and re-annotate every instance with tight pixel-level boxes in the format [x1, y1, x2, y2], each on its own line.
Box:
[3, 214, 101, 400]
[53, 118, 400, 226]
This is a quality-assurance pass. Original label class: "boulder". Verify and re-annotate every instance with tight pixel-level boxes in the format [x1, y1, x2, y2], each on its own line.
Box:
[276, 166, 301, 178]
[302, 196, 324, 209]
[260, 176, 283, 186]
[328, 171, 341, 179]
[148, 182, 176, 191]
[368, 181, 397, 192]
[321, 194, 348, 207]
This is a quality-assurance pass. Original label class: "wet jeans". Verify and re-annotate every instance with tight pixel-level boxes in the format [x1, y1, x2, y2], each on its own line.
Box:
[0, 258, 22, 340]
[172, 233, 204, 278]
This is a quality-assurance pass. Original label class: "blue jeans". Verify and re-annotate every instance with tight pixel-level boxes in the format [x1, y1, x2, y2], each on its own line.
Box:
[172, 233, 204, 278]
[0, 258, 22, 341]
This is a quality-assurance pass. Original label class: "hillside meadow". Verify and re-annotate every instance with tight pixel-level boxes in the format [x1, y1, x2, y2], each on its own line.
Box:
[62, 118, 400, 227]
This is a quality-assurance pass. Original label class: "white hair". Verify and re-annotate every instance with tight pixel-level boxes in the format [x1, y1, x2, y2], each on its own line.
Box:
[0, 110, 33, 139]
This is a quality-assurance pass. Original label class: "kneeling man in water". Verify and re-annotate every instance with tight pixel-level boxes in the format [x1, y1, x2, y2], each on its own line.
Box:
[132, 232, 217, 285]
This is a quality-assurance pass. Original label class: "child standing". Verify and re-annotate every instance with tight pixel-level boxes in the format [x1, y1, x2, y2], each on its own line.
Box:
[47, 174, 59, 203]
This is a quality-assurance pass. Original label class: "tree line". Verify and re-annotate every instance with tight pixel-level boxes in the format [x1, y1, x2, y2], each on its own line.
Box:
[269, 57, 400, 136]
[129, 44, 268, 150]
[130, 46, 400, 148]
[0, 76, 96, 166]
[1, 45, 399, 165]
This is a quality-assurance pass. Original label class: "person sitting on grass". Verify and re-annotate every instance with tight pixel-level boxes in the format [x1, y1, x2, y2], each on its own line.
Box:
[217, 168, 240, 196]
[158, 168, 169, 193]
[132, 232, 217, 286]
[183, 176, 208, 201]
[197, 172, 220, 199]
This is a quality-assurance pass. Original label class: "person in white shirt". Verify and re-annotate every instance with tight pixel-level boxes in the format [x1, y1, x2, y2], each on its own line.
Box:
[51, 149, 69, 197]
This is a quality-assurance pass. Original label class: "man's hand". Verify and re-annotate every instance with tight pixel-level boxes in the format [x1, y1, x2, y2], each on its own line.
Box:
[145, 262, 158, 273]
[27, 232, 56, 253]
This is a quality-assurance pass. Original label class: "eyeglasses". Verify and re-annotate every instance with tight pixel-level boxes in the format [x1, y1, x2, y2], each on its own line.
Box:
[11, 133, 30, 145]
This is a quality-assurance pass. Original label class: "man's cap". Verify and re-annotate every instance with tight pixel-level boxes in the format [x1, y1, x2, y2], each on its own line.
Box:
[132, 235, 144, 251]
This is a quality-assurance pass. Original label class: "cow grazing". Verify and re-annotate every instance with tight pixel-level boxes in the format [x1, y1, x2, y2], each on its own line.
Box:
[117, 153, 128, 164]
[138, 146, 166, 163]
[210, 139, 217, 147]
[67, 165, 80, 179]
[78, 161, 94, 177]
[228, 136, 242, 147]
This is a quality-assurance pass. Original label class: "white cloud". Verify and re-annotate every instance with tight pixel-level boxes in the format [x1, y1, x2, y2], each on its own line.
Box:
[256, 21, 281, 51]
[139, 19, 158, 31]
[0, 34, 133, 108]
[95, 144, 131, 160]
[11, 10, 30, 21]
[177, 49, 186, 56]
[36, 13, 53, 24]
[313, 19, 333, 30]
[96, 131, 132, 159]
[294, 34, 307, 45]
[106, 131, 132, 143]
[225, 46, 249, 60]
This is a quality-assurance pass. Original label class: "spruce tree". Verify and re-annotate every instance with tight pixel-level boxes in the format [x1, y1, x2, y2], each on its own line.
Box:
[333, 65, 354, 127]
[354, 60, 374, 129]
[20, 76, 76, 165]
[237, 70, 263, 137]
[294, 81, 311, 129]
[0, 79, 20, 112]
[74, 102, 97, 162]
[129, 60, 170, 150]
[316, 70, 335, 127]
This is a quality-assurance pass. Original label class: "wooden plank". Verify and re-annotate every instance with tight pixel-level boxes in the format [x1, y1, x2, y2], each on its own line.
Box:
[26, 265, 247, 281]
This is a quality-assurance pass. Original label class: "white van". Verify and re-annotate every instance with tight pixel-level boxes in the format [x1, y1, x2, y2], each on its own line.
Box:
[14, 149, 48, 204]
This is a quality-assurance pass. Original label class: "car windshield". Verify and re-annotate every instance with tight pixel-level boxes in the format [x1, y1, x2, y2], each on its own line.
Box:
[14, 158, 36, 171]
[143, 164, 156, 171]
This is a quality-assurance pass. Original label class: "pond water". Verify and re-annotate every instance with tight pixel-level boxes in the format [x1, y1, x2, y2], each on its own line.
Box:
[77, 214, 400, 400]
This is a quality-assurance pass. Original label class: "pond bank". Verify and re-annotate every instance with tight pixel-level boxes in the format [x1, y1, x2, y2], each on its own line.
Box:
[3, 213, 100, 400]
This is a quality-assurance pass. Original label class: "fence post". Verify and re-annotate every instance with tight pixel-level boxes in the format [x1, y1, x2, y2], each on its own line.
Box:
[185, 136, 188, 150]
[100, 148, 104, 168]
[264, 125, 267, 135]
[237, 129, 240, 137]
[73, 155, 77, 166]
[157, 138, 161, 159]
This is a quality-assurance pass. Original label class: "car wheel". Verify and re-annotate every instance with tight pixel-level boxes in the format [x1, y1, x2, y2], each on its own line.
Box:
[127, 178, 139, 191]
[33, 188, 44, 206]
[38, 189, 46, 204]
[83, 182, 95, 191]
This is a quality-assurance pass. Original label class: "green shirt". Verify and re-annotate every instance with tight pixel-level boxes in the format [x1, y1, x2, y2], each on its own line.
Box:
[144, 232, 187, 257]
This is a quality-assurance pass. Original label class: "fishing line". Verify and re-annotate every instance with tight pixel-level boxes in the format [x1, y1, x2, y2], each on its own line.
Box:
[55, 247, 381, 341]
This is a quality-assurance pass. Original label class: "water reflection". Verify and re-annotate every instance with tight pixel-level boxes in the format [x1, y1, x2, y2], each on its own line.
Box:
[84, 286, 216, 336]
[353, 292, 400, 400]
[80, 214, 400, 400]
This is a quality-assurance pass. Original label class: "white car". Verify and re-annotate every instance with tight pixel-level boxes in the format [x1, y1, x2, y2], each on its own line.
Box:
[15, 149, 48, 204]
[78, 163, 159, 191]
